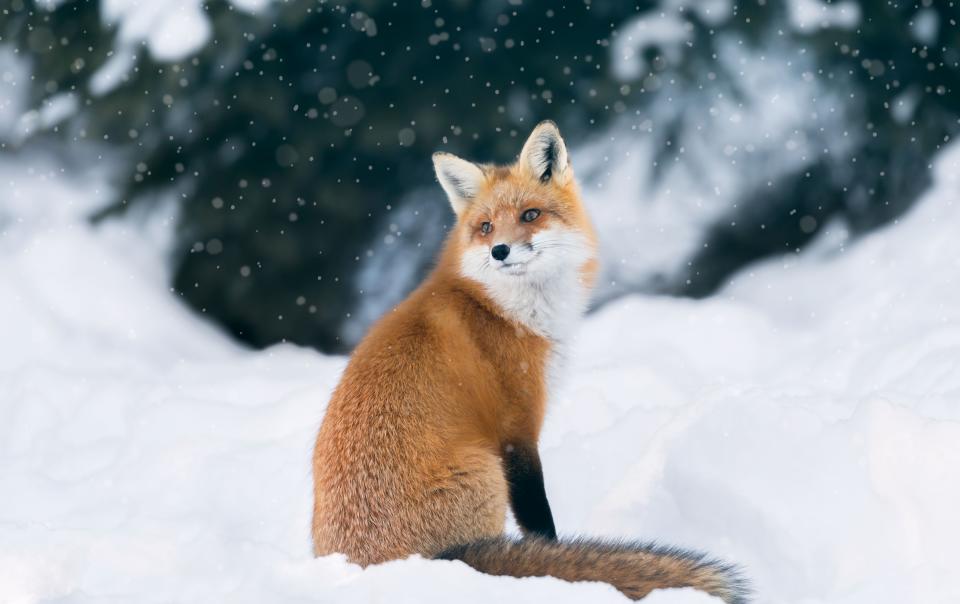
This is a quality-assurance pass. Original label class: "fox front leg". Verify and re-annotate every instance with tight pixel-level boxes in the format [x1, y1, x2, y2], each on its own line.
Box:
[502, 443, 557, 540]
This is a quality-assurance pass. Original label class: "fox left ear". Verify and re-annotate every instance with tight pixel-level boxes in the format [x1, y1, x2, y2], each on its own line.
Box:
[519, 120, 569, 184]
[433, 152, 486, 217]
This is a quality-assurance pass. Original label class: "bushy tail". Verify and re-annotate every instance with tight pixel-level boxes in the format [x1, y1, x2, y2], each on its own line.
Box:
[435, 536, 749, 603]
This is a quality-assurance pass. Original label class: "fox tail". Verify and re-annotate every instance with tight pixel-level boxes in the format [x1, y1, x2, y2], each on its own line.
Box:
[435, 536, 748, 603]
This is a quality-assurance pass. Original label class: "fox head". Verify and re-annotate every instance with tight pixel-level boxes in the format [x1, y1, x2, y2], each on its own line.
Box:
[432, 121, 597, 337]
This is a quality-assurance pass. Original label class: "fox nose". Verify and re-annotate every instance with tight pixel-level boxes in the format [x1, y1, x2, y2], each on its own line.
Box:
[491, 244, 510, 261]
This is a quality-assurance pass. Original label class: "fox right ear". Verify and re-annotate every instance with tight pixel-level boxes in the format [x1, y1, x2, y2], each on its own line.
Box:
[519, 120, 569, 184]
[433, 152, 485, 217]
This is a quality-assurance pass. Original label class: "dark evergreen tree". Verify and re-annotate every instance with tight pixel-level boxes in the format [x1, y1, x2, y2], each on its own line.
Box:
[3, 0, 655, 350]
[2, 0, 958, 350]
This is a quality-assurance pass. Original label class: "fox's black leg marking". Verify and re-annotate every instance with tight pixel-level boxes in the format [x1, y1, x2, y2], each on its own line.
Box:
[503, 444, 557, 540]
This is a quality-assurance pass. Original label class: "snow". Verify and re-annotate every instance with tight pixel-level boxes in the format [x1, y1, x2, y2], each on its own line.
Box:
[910, 9, 940, 46]
[2, 137, 960, 603]
[612, 0, 733, 80]
[99, 0, 269, 62]
[0, 51, 77, 145]
[612, 12, 692, 81]
[0, 49, 29, 139]
[89, 48, 139, 97]
[101, 0, 210, 62]
[787, 0, 861, 32]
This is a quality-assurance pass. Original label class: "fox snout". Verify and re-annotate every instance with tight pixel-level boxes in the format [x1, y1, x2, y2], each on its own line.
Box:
[491, 244, 510, 261]
[489, 240, 538, 268]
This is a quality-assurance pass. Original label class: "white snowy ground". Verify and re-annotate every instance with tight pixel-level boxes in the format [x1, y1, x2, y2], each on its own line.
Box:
[2, 142, 960, 604]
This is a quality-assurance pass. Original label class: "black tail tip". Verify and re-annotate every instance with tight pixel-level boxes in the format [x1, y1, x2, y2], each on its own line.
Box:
[703, 557, 752, 604]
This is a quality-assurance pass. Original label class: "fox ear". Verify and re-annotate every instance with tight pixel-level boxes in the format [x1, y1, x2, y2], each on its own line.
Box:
[519, 120, 569, 184]
[433, 152, 486, 216]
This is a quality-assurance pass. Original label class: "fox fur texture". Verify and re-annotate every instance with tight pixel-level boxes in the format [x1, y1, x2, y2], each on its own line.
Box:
[312, 121, 748, 602]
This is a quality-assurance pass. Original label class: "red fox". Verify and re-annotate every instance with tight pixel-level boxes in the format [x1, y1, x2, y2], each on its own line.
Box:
[312, 121, 747, 602]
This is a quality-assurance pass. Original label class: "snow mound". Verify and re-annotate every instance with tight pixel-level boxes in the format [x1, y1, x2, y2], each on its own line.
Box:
[2, 142, 960, 603]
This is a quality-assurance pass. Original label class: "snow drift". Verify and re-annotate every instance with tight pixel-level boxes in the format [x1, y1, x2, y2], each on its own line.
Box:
[2, 141, 960, 603]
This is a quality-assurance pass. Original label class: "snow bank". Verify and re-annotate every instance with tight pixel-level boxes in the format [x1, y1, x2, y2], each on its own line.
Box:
[2, 141, 960, 603]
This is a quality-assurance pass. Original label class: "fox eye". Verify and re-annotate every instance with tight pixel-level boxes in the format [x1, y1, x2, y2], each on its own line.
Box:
[521, 208, 541, 223]
[480, 221, 492, 234]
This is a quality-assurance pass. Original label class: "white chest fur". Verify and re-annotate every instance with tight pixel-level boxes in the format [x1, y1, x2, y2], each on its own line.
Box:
[481, 266, 588, 342]
[459, 228, 593, 343]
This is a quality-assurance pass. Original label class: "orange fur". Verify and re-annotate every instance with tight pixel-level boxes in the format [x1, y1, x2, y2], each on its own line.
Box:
[311, 123, 748, 603]
[312, 123, 593, 564]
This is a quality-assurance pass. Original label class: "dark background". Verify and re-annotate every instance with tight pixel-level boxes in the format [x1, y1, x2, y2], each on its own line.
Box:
[2, 0, 957, 352]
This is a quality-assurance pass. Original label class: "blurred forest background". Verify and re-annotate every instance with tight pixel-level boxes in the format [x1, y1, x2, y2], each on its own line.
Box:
[1, 0, 957, 352]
